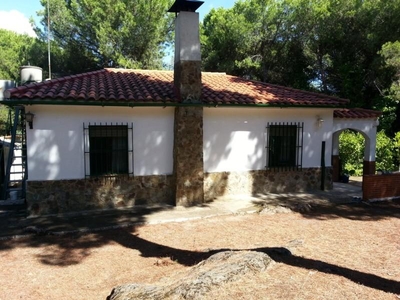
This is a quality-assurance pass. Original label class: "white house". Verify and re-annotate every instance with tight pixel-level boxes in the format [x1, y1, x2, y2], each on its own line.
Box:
[2, 2, 380, 215]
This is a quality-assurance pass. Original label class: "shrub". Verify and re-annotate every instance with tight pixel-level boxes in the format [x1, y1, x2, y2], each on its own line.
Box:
[339, 130, 395, 175]
[339, 130, 364, 176]
[394, 131, 400, 170]
[375, 130, 394, 171]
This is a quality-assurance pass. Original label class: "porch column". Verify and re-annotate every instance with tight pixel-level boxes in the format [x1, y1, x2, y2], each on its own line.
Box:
[332, 131, 340, 182]
[363, 131, 376, 175]
[363, 161, 376, 175]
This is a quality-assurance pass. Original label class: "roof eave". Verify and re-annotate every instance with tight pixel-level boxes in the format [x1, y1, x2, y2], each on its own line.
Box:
[1, 99, 344, 109]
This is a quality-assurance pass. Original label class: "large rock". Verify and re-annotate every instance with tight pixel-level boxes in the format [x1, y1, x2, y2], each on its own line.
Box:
[108, 250, 273, 300]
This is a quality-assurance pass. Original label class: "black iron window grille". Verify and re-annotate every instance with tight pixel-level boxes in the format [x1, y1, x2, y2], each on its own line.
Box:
[83, 123, 133, 177]
[266, 122, 303, 171]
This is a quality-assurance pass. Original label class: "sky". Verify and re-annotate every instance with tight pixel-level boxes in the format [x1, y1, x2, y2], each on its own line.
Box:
[0, 0, 236, 38]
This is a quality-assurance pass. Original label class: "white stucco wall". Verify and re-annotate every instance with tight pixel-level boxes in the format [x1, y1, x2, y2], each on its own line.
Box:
[26, 105, 336, 181]
[204, 107, 335, 172]
[26, 105, 175, 181]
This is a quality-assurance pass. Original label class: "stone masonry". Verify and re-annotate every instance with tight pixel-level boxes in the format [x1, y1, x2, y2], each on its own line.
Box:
[204, 168, 333, 201]
[26, 175, 174, 216]
[173, 61, 202, 103]
[173, 106, 204, 206]
[26, 167, 332, 215]
[172, 10, 204, 206]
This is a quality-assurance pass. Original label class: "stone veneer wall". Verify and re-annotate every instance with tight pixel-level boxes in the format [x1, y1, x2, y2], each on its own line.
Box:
[204, 167, 333, 200]
[173, 61, 202, 102]
[26, 175, 174, 216]
[26, 168, 332, 216]
[173, 106, 204, 206]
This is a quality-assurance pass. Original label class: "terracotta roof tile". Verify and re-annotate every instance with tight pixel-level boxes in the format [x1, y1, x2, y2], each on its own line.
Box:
[334, 108, 382, 119]
[5, 68, 349, 107]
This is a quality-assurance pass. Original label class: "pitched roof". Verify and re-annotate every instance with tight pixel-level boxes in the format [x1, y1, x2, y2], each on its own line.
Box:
[334, 108, 382, 119]
[5, 68, 349, 107]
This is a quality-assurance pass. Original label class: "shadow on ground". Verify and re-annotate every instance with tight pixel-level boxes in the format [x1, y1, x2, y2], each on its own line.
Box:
[250, 181, 399, 221]
[0, 206, 169, 265]
[4, 226, 398, 295]
[106, 229, 400, 294]
[0, 179, 399, 296]
[251, 196, 400, 221]
[259, 247, 400, 295]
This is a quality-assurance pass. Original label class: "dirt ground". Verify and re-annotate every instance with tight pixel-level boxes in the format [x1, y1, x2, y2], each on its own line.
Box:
[0, 199, 399, 300]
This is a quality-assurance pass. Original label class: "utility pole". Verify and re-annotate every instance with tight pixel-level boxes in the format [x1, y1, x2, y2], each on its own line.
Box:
[47, 0, 52, 80]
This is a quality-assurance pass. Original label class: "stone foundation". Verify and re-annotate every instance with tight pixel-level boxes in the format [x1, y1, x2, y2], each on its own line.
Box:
[26, 168, 332, 216]
[26, 175, 174, 216]
[204, 168, 333, 200]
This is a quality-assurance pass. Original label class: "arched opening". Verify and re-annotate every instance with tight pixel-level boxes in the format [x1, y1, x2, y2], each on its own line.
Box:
[331, 111, 380, 183]
[332, 129, 375, 182]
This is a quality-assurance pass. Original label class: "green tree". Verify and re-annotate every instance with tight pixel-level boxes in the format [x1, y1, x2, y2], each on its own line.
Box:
[0, 29, 67, 81]
[35, 0, 174, 73]
[375, 130, 395, 171]
[394, 131, 400, 170]
[201, 0, 312, 89]
[201, 0, 400, 132]
[315, 0, 400, 131]
[339, 130, 395, 175]
[380, 41, 400, 98]
[339, 130, 365, 176]
[380, 41, 400, 134]
[0, 29, 37, 80]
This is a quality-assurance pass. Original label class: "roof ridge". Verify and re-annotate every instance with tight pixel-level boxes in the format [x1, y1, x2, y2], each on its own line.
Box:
[105, 68, 172, 73]
[106, 68, 229, 76]
[202, 72, 227, 75]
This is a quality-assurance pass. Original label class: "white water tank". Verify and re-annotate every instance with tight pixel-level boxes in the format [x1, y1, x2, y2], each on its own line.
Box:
[0, 80, 16, 100]
[20, 66, 43, 85]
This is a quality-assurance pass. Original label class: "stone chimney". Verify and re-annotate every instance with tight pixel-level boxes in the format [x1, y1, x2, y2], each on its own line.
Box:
[169, 0, 203, 102]
[168, 0, 204, 206]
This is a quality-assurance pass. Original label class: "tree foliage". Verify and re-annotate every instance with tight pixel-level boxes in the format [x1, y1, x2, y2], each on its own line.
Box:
[380, 41, 400, 133]
[375, 130, 395, 172]
[35, 0, 174, 74]
[0, 29, 39, 80]
[202, 0, 312, 89]
[394, 131, 400, 169]
[339, 130, 397, 175]
[0, 28, 68, 81]
[339, 130, 365, 176]
[201, 0, 400, 132]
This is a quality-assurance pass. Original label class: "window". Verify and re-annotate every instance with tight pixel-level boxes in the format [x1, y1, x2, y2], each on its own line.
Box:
[84, 123, 133, 177]
[266, 122, 303, 170]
